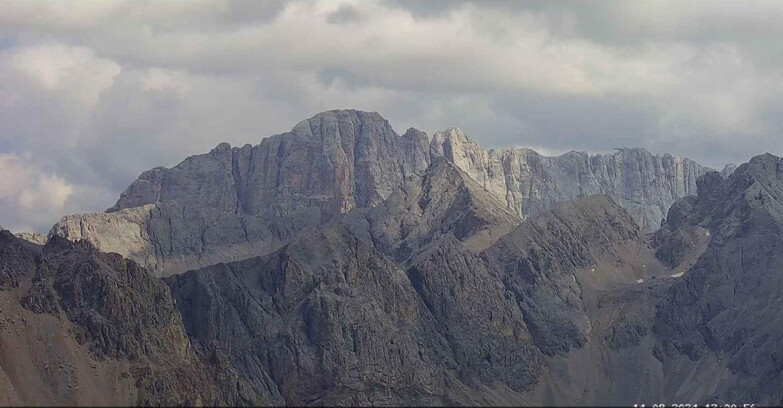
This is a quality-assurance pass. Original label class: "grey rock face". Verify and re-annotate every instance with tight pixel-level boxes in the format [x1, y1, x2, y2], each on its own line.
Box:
[164, 225, 459, 406]
[341, 156, 521, 263]
[431, 128, 709, 232]
[654, 154, 783, 405]
[483, 195, 642, 356]
[52, 110, 706, 276]
[406, 236, 540, 391]
[162, 189, 651, 405]
[54, 110, 431, 275]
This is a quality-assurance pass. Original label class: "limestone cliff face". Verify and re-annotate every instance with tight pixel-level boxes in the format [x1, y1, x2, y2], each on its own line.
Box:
[430, 128, 709, 232]
[108, 110, 430, 216]
[53, 110, 430, 275]
[49, 205, 157, 268]
[52, 110, 706, 275]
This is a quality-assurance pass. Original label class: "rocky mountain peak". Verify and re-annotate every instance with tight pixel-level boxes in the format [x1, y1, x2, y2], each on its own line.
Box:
[292, 109, 391, 131]
[743, 152, 783, 179]
[696, 170, 724, 198]
[53, 110, 709, 275]
[431, 127, 473, 147]
[429, 127, 484, 171]
[56, 110, 434, 275]
[695, 154, 783, 231]
[341, 154, 522, 263]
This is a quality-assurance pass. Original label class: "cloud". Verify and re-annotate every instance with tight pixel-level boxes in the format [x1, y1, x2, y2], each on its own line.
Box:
[0, 153, 73, 232]
[9, 43, 120, 98]
[327, 4, 364, 24]
[2, 0, 783, 231]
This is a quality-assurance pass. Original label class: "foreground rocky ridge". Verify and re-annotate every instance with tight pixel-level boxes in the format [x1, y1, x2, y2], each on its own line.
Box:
[52, 109, 708, 276]
[0, 232, 267, 406]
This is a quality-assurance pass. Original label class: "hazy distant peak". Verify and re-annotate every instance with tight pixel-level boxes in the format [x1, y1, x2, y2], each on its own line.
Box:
[721, 163, 738, 179]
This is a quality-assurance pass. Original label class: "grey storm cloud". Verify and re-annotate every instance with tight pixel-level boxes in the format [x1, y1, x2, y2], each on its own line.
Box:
[1, 0, 783, 232]
[327, 4, 365, 24]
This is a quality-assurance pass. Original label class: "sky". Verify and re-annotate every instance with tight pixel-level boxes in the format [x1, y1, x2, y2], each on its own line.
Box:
[2, 0, 783, 232]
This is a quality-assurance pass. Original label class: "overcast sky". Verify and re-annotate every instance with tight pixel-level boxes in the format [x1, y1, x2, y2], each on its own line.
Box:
[2, 0, 783, 232]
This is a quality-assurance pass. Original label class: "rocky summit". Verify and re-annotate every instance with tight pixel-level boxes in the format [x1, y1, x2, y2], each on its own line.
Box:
[51, 110, 707, 277]
[52, 111, 431, 276]
[3, 109, 783, 406]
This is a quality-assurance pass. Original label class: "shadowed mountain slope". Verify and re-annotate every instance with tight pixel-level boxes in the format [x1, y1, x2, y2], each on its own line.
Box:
[483, 195, 643, 357]
[165, 225, 467, 406]
[0, 231, 269, 406]
[162, 193, 654, 405]
[654, 154, 783, 405]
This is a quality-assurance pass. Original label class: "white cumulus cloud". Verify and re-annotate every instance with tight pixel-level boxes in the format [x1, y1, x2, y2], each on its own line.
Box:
[0, 153, 73, 232]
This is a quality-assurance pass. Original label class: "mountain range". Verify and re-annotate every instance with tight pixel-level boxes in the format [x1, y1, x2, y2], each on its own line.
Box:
[1, 110, 780, 406]
[50, 110, 710, 276]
